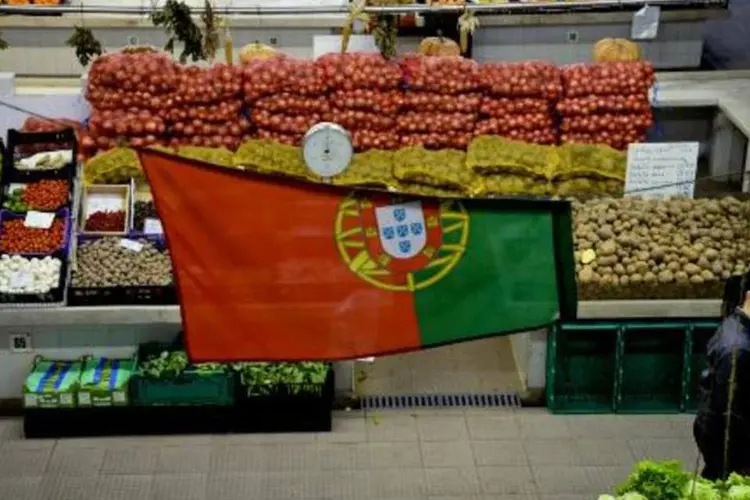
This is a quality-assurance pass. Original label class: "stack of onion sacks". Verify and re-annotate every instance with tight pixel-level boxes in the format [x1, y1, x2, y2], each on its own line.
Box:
[475, 61, 561, 145]
[245, 56, 329, 146]
[83, 50, 178, 157]
[398, 55, 480, 149]
[317, 52, 403, 151]
[164, 64, 248, 151]
[558, 62, 655, 150]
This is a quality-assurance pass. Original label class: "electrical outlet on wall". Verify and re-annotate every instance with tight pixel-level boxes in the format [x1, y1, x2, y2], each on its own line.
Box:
[9, 333, 32, 353]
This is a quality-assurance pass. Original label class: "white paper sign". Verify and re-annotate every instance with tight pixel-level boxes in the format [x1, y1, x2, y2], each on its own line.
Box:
[631, 5, 660, 40]
[120, 239, 143, 252]
[24, 211, 55, 229]
[625, 142, 699, 199]
[86, 192, 126, 217]
[313, 35, 379, 58]
[10, 270, 32, 289]
[143, 218, 163, 235]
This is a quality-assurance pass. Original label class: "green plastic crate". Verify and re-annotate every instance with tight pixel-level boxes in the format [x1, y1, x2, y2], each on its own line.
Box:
[617, 323, 686, 413]
[547, 323, 619, 414]
[130, 343, 234, 407]
[683, 323, 719, 412]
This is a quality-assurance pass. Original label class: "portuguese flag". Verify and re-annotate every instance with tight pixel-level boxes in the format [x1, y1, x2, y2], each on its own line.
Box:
[138, 149, 577, 362]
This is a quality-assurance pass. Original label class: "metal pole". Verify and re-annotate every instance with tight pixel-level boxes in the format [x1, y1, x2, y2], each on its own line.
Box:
[0, 0, 724, 16]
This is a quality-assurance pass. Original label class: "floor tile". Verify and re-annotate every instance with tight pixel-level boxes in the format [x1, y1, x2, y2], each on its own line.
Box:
[38, 476, 95, 500]
[91, 474, 153, 500]
[149, 473, 208, 500]
[366, 414, 420, 442]
[417, 415, 469, 441]
[0, 476, 42, 500]
[155, 445, 211, 474]
[422, 440, 475, 467]
[100, 446, 158, 475]
[476, 466, 536, 495]
[424, 467, 480, 496]
[466, 415, 520, 440]
[0, 446, 52, 477]
[471, 440, 527, 466]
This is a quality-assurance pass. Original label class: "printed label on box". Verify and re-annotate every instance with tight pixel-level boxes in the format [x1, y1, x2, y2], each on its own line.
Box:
[113, 391, 126, 403]
[24, 211, 55, 229]
[23, 394, 38, 408]
[120, 239, 143, 252]
[143, 218, 163, 235]
[78, 392, 91, 406]
[60, 393, 73, 406]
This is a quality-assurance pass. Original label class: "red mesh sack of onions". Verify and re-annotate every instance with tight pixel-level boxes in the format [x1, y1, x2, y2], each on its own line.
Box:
[479, 96, 551, 118]
[479, 61, 562, 100]
[317, 52, 402, 91]
[251, 109, 323, 137]
[397, 112, 476, 134]
[561, 131, 647, 151]
[400, 55, 481, 94]
[17, 117, 83, 155]
[556, 94, 651, 116]
[173, 64, 243, 106]
[400, 132, 474, 150]
[243, 57, 328, 104]
[169, 116, 252, 151]
[257, 129, 304, 147]
[401, 92, 481, 114]
[560, 112, 653, 135]
[329, 89, 402, 115]
[560, 62, 655, 98]
[255, 94, 330, 115]
[86, 51, 178, 109]
[352, 130, 400, 151]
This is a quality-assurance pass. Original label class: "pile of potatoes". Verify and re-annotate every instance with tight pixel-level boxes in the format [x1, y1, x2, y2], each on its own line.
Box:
[573, 196, 750, 300]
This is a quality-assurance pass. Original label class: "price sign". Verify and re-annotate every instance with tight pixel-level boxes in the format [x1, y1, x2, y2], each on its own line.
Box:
[624, 142, 699, 199]
[10, 270, 32, 289]
[120, 239, 143, 252]
[24, 211, 55, 229]
[143, 218, 163, 235]
[631, 5, 660, 40]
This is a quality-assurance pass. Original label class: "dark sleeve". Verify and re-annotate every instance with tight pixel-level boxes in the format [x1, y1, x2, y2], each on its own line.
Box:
[709, 349, 750, 421]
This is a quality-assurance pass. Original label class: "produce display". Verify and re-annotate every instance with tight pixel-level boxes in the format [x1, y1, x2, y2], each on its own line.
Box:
[233, 361, 330, 396]
[84, 210, 126, 232]
[17, 119, 80, 156]
[71, 237, 173, 288]
[399, 55, 478, 150]
[558, 62, 655, 150]
[476, 61, 560, 145]
[601, 460, 750, 500]
[0, 215, 67, 254]
[3, 180, 69, 212]
[0, 255, 62, 295]
[133, 200, 158, 232]
[574, 197, 750, 300]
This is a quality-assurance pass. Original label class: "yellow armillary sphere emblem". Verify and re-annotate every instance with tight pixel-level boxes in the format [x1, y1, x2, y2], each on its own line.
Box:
[334, 192, 470, 292]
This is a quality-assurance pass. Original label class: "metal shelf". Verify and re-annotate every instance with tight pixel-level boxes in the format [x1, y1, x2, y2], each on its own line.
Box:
[0, 299, 721, 327]
[0, 0, 726, 16]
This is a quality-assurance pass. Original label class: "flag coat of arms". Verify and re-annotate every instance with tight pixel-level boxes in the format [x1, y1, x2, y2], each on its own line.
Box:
[138, 149, 577, 362]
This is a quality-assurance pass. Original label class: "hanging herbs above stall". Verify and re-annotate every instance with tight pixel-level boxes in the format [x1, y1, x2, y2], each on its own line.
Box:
[150, 0, 205, 63]
[201, 0, 221, 62]
[341, 0, 369, 53]
[457, 10, 478, 55]
[67, 26, 104, 66]
[371, 14, 398, 59]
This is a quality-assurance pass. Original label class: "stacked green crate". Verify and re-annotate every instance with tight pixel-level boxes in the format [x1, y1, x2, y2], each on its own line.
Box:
[683, 323, 719, 412]
[546, 323, 620, 414]
[616, 323, 686, 413]
[23, 357, 83, 409]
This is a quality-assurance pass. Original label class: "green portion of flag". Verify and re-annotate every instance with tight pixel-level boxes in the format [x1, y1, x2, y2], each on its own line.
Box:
[414, 201, 569, 347]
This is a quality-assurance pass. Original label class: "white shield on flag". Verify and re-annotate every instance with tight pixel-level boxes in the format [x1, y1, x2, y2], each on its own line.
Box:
[374, 201, 427, 259]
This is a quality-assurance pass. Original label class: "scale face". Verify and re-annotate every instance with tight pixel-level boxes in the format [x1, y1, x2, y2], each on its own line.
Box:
[302, 123, 353, 178]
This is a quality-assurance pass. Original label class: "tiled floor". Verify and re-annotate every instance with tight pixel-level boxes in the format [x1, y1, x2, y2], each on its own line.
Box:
[0, 408, 701, 500]
[356, 337, 523, 394]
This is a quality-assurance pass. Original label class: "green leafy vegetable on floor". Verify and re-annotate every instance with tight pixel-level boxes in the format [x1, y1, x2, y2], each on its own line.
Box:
[616, 460, 689, 500]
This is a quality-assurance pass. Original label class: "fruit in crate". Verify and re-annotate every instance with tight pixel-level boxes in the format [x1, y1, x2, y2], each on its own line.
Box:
[238, 42, 280, 64]
[592, 38, 642, 63]
[418, 37, 462, 57]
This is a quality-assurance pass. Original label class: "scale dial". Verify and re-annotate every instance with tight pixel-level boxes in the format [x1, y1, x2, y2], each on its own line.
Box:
[302, 123, 353, 178]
